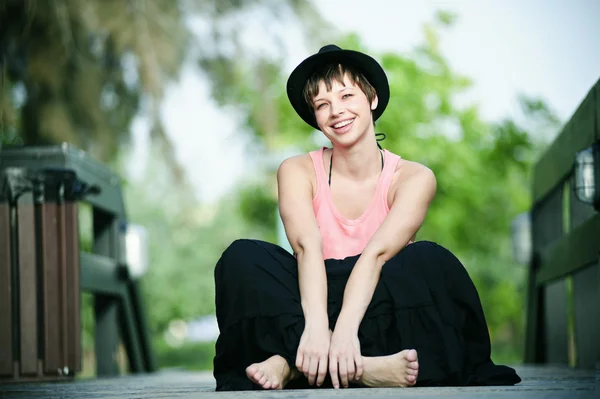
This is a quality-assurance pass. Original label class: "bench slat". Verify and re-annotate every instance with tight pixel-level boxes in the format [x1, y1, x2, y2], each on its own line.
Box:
[573, 262, 600, 369]
[544, 279, 569, 363]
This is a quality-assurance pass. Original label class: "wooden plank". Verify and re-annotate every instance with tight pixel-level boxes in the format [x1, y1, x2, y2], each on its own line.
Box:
[0, 203, 13, 376]
[572, 262, 600, 369]
[524, 252, 545, 363]
[2, 364, 594, 396]
[526, 183, 563, 363]
[544, 279, 569, 363]
[119, 286, 144, 373]
[533, 78, 600, 204]
[94, 296, 120, 376]
[17, 196, 38, 375]
[532, 185, 564, 250]
[57, 201, 69, 375]
[570, 182, 597, 231]
[128, 282, 157, 372]
[537, 213, 600, 284]
[93, 209, 120, 376]
[64, 202, 81, 373]
[40, 203, 61, 374]
[0, 145, 127, 218]
[79, 252, 121, 295]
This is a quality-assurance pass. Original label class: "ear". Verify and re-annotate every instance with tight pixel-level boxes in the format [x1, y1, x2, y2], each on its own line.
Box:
[370, 94, 379, 111]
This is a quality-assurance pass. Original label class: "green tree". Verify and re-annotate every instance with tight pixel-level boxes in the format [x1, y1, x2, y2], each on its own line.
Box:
[0, 0, 327, 183]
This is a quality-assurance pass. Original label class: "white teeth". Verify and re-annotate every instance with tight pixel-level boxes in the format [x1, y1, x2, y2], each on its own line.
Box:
[333, 119, 354, 128]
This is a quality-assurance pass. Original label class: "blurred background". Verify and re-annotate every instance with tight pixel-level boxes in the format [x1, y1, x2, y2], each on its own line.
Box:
[1, 0, 598, 377]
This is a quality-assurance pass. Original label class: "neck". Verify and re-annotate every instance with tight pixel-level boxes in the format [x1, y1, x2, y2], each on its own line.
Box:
[331, 135, 382, 181]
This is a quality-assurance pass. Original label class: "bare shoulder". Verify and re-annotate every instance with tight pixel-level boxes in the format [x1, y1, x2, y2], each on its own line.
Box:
[393, 158, 436, 182]
[278, 152, 312, 173]
[278, 153, 313, 179]
[389, 158, 436, 204]
[277, 152, 317, 194]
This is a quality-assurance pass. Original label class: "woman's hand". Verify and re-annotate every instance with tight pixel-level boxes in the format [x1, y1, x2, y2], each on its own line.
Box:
[296, 324, 331, 386]
[328, 325, 363, 388]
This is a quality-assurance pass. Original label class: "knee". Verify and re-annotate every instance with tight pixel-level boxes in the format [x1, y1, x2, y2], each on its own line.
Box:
[223, 239, 256, 259]
[400, 240, 458, 260]
[388, 240, 436, 263]
[381, 241, 449, 274]
[215, 239, 256, 276]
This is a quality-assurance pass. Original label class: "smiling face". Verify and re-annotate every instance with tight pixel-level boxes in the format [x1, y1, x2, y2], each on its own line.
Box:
[311, 73, 378, 146]
[303, 64, 378, 147]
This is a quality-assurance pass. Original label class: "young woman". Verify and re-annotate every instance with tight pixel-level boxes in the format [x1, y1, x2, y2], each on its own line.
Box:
[212, 44, 521, 391]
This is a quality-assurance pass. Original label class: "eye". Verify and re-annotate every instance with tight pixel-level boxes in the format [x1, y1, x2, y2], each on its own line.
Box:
[315, 103, 327, 110]
[342, 93, 353, 99]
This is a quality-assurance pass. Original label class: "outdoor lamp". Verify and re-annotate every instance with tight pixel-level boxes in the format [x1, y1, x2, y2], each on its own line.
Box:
[510, 212, 532, 265]
[573, 142, 600, 211]
[123, 223, 149, 279]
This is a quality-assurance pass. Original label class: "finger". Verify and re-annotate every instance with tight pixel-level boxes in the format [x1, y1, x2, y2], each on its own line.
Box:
[329, 356, 339, 389]
[308, 357, 318, 386]
[346, 356, 355, 383]
[338, 357, 348, 388]
[295, 351, 303, 371]
[355, 354, 364, 381]
[316, 355, 328, 387]
[302, 356, 310, 377]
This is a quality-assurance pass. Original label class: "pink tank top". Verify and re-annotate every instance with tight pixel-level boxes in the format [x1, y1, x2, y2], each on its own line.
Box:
[309, 147, 402, 260]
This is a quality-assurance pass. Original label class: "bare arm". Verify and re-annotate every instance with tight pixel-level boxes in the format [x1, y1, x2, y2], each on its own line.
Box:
[277, 156, 328, 326]
[278, 155, 331, 385]
[337, 162, 437, 331]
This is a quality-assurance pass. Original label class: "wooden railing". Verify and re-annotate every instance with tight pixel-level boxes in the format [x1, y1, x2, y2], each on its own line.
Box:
[525, 78, 600, 368]
[0, 143, 155, 382]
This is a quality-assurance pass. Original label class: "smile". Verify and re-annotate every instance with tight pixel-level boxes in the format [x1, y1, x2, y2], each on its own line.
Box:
[332, 118, 355, 129]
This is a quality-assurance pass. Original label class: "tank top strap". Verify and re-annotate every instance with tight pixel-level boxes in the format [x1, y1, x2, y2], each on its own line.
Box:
[308, 147, 327, 201]
[378, 150, 402, 209]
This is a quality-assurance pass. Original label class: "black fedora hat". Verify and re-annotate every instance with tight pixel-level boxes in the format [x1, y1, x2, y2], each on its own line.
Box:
[286, 44, 389, 131]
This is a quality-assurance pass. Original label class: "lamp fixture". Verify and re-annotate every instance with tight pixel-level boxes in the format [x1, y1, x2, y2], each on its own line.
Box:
[573, 142, 600, 211]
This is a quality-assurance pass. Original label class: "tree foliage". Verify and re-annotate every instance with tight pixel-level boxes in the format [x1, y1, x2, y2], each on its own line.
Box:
[0, 0, 326, 182]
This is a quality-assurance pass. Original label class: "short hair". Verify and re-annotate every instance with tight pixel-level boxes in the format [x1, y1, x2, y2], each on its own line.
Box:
[302, 63, 377, 110]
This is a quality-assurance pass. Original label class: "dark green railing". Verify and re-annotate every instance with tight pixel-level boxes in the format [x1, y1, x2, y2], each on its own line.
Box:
[525, 78, 600, 368]
[0, 143, 155, 381]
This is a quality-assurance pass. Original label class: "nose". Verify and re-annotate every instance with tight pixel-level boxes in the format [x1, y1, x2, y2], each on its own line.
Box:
[330, 100, 344, 117]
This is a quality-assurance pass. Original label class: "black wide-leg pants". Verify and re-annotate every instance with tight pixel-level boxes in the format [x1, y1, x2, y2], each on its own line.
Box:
[213, 239, 521, 391]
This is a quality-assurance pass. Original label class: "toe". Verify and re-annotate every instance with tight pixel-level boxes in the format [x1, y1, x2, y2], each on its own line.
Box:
[407, 374, 417, 386]
[258, 374, 268, 386]
[406, 349, 418, 362]
[408, 361, 419, 370]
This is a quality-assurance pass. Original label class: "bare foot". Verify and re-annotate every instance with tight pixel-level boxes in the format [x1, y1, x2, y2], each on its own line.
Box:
[245, 355, 299, 390]
[359, 349, 419, 387]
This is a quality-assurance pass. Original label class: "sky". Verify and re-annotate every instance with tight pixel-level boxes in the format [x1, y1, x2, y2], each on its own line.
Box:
[129, 0, 600, 204]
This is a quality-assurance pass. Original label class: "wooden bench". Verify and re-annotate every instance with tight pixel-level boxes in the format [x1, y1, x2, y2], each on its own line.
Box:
[524, 78, 600, 369]
[0, 144, 156, 382]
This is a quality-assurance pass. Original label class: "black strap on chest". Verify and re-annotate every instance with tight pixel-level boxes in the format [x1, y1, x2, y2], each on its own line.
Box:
[328, 149, 384, 186]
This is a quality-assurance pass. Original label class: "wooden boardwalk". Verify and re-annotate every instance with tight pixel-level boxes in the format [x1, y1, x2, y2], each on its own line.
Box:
[1, 364, 598, 398]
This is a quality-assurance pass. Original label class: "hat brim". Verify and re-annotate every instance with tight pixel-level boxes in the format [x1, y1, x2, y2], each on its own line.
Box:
[286, 48, 389, 131]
